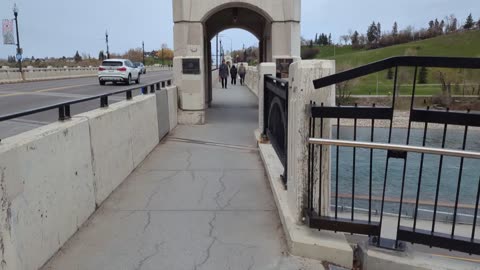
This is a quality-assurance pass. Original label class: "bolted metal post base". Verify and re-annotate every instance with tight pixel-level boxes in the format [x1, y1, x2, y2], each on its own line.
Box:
[369, 236, 406, 252]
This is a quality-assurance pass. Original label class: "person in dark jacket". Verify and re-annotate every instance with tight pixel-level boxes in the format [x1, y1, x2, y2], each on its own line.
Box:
[238, 63, 246, 85]
[219, 60, 229, 89]
[230, 65, 238, 85]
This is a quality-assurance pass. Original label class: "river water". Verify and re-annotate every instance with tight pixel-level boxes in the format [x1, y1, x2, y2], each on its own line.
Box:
[330, 126, 480, 221]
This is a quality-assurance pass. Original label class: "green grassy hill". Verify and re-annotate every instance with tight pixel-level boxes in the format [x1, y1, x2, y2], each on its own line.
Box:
[306, 31, 480, 95]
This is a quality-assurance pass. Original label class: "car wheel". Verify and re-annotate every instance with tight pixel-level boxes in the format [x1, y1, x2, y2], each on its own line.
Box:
[99, 80, 106, 86]
[125, 74, 131, 85]
[143, 70, 146, 74]
[135, 74, 141, 84]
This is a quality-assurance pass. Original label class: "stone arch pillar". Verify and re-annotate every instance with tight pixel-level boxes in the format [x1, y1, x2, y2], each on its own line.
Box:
[173, 0, 301, 124]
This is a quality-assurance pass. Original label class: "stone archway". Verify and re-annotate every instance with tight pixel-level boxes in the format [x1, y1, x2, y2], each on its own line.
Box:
[173, 0, 301, 124]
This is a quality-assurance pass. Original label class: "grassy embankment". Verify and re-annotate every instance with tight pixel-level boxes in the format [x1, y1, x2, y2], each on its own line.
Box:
[306, 31, 480, 96]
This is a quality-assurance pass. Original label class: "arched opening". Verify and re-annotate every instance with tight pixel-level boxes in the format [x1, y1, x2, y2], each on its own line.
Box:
[202, 5, 272, 111]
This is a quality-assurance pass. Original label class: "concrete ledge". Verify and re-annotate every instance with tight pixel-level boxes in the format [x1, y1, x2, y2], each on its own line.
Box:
[359, 243, 480, 270]
[178, 110, 205, 125]
[257, 141, 354, 269]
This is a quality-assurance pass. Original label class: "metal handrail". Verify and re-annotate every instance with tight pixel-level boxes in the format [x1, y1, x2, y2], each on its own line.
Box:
[313, 56, 480, 89]
[0, 79, 172, 123]
[308, 138, 480, 159]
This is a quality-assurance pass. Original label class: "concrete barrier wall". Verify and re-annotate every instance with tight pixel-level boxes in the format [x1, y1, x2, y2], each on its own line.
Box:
[0, 66, 172, 84]
[166, 86, 178, 132]
[245, 66, 259, 97]
[77, 95, 160, 206]
[156, 89, 171, 140]
[0, 92, 174, 270]
[0, 118, 96, 270]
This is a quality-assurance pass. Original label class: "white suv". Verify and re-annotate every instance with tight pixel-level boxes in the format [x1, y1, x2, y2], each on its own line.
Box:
[98, 59, 141, 85]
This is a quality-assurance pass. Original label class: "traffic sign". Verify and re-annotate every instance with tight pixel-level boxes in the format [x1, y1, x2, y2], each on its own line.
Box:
[16, 53, 22, 61]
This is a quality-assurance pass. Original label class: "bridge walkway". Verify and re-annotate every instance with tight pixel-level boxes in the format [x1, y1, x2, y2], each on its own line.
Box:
[42, 84, 322, 270]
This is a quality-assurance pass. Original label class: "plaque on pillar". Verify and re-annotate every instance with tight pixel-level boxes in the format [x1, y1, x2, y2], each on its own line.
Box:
[182, 58, 200, 74]
[276, 58, 293, 79]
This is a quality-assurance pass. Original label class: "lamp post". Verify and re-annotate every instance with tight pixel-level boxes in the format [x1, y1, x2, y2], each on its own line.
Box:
[142, 41, 145, 65]
[13, 4, 23, 78]
[219, 35, 233, 57]
[105, 31, 110, 59]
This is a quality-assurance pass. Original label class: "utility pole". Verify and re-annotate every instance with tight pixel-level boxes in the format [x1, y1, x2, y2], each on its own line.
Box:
[13, 4, 23, 79]
[220, 40, 223, 61]
[216, 35, 219, 68]
[142, 41, 145, 65]
[105, 31, 110, 59]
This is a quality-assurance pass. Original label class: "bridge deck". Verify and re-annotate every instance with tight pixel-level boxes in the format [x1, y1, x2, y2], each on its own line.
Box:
[41, 84, 322, 270]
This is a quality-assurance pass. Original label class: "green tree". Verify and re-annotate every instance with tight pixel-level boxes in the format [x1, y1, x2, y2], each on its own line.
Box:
[477, 18, 480, 29]
[350, 31, 359, 47]
[74, 51, 82, 62]
[392, 22, 398, 36]
[464, 13, 474, 29]
[328, 33, 332, 45]
[98, 51, 105, 60]
[418, 67, 428, 84]
[367, 21, 378, 43]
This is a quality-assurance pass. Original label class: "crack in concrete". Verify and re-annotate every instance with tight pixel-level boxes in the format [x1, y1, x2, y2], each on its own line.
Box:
[134, 242, 162, 270]
[143, 211, 151, 233]
[194, 212, 217, 270]
[222, 190, 240, 210]
[213, 171, 226, 210]
[144, 171, 181, 209]
[185, 149, 193, 170]
[247, 255, 255, 270]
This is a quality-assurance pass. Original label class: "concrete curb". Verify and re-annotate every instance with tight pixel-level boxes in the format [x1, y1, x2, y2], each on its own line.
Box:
[358, 243, 480, 270]
[256, 130, 354, 269]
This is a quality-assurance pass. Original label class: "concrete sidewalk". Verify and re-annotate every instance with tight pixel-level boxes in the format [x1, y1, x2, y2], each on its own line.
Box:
[42, 84, 323, 270]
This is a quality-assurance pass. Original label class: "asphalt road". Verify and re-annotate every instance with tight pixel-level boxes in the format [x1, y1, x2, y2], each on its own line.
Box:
[0, 71, 173, 139]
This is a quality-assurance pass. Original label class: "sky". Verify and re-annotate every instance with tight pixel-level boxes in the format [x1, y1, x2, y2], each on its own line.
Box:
[0, 0, 479, 59]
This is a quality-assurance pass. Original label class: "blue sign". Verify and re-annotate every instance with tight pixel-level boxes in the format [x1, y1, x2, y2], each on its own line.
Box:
[16, 53, 22, 61]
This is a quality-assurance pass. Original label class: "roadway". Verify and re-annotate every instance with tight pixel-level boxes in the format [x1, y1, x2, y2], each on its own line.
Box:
[0, 71, 173, 139]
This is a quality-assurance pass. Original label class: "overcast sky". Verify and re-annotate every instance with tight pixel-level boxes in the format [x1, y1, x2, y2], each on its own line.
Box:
[0, 0, 478, 59]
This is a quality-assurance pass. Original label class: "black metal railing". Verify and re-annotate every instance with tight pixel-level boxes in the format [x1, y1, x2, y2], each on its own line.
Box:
[306, 56, 480, 255]
[0, 79, 172, 137]
[263, 75, 289, 188]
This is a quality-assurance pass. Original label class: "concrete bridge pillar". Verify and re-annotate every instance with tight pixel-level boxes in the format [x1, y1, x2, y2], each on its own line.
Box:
[287, 60, 336, 222]
[172, 0, 301, 124]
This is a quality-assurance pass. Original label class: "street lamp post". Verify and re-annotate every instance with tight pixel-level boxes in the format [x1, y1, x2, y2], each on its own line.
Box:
[142, 41, 145, 65]
[219, 35, 233, 58]
[105, 31, 110, 59]
[13, 4, 23, 78]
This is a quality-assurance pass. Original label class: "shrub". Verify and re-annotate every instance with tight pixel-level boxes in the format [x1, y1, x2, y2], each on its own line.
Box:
[301, 47, 320, 59]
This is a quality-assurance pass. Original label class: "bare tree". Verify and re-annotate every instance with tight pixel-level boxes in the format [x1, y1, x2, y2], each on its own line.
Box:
[340, 35, 350, 45]
[435, 71, 453, 106]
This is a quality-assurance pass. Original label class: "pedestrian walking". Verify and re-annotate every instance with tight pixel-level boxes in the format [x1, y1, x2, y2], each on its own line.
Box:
[219, 60, 229, 89]
[238, 63, 246, 86]
[230, 65, 238, 85]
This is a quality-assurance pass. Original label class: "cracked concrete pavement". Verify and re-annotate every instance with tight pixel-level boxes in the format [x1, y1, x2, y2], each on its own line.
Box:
[41, 85, 324, 270]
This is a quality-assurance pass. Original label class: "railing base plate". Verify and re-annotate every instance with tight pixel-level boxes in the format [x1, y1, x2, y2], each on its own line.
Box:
[369, 237, 406, 252]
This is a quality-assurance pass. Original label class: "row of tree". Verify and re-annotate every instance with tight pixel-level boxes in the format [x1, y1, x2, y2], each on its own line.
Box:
[348, 13, 480, 49]
[313, 33, 332, 46]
